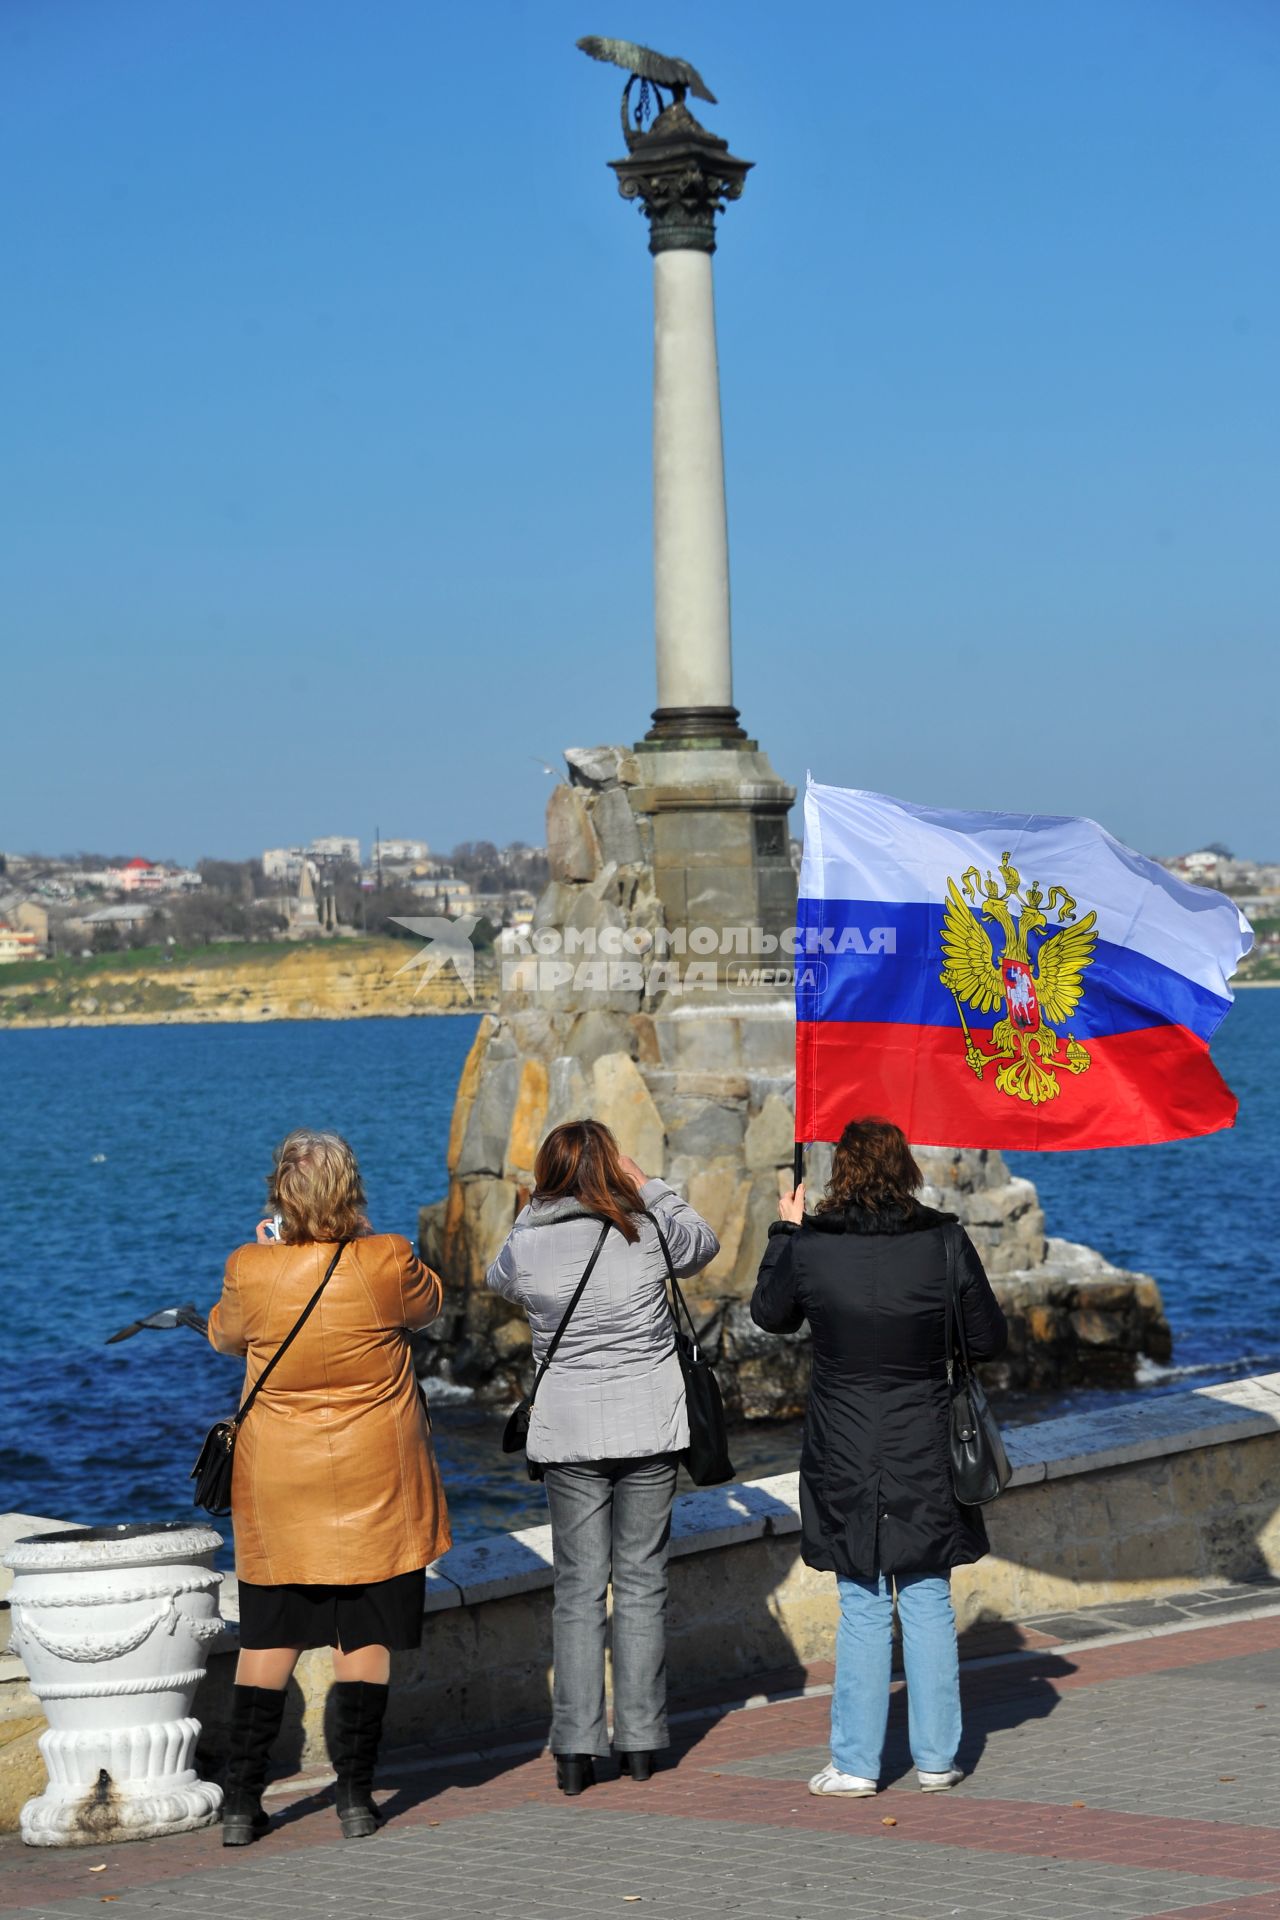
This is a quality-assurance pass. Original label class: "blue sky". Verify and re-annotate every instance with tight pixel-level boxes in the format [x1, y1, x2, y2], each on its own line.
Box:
[3, 0, 1276, 864]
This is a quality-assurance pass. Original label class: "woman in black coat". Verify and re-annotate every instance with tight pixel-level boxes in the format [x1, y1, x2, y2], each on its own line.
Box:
[751, 1118, 1006, 1799]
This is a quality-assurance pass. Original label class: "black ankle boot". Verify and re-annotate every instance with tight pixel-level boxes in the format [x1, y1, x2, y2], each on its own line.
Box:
[330, 1681, 389, 1839]
[618, 1750, 656, 1782]
[222, 1685, 287, 1846]
[554, 1754, 596, 1797]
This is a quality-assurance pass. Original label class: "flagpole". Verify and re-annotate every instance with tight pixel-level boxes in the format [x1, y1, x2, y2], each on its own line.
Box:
[793, 1141, 805, 1195]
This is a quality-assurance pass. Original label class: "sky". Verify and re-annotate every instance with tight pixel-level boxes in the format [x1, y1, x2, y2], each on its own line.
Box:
[2, 0, 1277, 865]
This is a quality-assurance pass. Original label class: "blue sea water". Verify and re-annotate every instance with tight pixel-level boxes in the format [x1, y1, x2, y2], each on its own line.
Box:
[0, 994, 1276, 1547]
[1006, 987, 1279, 1382]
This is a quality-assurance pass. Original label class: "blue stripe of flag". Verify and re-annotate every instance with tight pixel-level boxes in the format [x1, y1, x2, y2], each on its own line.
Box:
[794, 899, 1232, 1043]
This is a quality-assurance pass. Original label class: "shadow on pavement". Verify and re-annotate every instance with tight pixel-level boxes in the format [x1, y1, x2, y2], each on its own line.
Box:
[880, 1651, 1077, 1786]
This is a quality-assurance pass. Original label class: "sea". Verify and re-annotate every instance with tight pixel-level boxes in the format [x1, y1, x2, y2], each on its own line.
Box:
[1, 993, 1276, 1554]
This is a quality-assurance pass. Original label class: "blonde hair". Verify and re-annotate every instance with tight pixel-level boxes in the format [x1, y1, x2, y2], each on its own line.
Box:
[268, 1129, 368, 1244]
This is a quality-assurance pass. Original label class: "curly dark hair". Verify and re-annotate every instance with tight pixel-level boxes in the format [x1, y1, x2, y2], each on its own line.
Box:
[818, 1117, 922, 1218]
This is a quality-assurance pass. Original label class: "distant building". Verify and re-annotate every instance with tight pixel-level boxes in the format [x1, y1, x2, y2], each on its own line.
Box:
[79, 903, 156, 931]
[262, 847, 306, 882]
[104, 858, 200, 894]
[0, 922, 42, 964]
[309, 836, 361, 864]
[15, 902, 49, 955]
[378, 838, 430, 865]
[411, 877, 476, 914]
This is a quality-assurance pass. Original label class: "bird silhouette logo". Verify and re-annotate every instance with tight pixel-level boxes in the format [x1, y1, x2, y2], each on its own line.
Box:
[390, 915, 480, 1000]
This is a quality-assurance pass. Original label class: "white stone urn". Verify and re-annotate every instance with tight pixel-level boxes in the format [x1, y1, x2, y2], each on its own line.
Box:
[3, 1521, 225, 1846]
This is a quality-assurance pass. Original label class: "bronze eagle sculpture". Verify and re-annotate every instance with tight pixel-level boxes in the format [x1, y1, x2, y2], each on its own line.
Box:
[576, 35, 717, 104]
[577, 36, 718, 149]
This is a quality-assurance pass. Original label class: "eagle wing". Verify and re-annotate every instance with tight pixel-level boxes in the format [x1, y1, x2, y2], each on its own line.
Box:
[1034, 911, 1097, 1024]
[939, 878, 1003, 1013]
[576, 36, 717, 103]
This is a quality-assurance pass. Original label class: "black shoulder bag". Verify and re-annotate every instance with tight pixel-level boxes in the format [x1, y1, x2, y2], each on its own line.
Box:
[943, 1225, 1011, 1506]
[501, 1219, 611, 1482]
[646, 1209, 735, 1488]
[191, 1238, 350, 1517]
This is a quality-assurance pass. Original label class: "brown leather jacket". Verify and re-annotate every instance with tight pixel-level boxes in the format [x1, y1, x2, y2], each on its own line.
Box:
[208, 1234, 451, 1586]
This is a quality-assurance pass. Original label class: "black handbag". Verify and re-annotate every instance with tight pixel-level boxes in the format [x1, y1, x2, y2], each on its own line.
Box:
[191, 1238, 350, 1517]
[943, 1225, 1011, 1506]
[501, 1219, 612, 1482]
[646, 1210, 736, 1488]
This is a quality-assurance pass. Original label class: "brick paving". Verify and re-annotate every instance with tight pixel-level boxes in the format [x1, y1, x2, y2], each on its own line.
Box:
[2, 1605, 1278, 1920]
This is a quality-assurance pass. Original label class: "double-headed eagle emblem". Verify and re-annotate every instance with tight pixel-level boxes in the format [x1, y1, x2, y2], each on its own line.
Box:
[940, 853, 1097, 1105]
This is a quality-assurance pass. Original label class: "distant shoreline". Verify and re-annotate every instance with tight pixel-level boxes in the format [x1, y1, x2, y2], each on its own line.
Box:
[0, 932, 1271, 1032]
[0, 937, 497, 1030]
[0, 1002, 492, 1032]
[3, 983, 1271, 1033]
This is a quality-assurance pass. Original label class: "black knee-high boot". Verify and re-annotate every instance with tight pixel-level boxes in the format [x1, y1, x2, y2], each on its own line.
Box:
[330, 1681, 389, 1839]
[222, 1685, 287, 1846]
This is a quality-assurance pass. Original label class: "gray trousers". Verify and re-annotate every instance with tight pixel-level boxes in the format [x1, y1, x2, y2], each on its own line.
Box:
[542, 1454, 678, 1757]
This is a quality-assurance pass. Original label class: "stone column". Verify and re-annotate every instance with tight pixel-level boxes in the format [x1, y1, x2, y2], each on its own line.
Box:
[612, 102, 752, 745]
[653, 249, 732, 722]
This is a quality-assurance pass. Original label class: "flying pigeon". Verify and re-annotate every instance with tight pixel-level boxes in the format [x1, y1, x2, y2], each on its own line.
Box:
[106, 1303, 208, 1344]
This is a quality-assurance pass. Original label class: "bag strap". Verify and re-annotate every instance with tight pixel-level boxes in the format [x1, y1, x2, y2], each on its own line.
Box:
[943, 1223, 972, 1387]
[644, 1208, 704, 1360]
[235, 1238, 350, 1427]
[525, 1219, 612, 1410]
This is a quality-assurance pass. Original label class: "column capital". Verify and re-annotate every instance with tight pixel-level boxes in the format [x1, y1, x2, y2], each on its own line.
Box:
[609, 102, 752, 255]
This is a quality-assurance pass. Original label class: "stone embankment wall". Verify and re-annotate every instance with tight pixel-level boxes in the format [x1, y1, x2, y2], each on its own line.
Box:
[2, 1372, 1276, 1825]
[418, 746, 1171, 1414]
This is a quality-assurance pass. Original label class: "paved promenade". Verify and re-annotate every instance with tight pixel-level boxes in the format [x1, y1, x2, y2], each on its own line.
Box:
[3, 1596, 1279, 1920]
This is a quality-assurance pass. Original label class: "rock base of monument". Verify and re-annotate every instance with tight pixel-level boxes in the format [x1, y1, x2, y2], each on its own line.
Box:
[417, 744, 1171, 1415]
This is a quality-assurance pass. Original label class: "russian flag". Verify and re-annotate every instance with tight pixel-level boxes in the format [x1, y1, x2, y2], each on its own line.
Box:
[795, 782, 1253, 1151]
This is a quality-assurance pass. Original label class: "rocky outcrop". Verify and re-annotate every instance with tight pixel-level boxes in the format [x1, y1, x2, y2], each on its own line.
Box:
[418, 747, 1173, 1414]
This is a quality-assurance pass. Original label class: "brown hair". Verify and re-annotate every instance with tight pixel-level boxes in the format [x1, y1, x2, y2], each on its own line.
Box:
[533, 1119, 644, 1243]
[818, 1117, 922, 1219]
[268, 1129, 369, 1244]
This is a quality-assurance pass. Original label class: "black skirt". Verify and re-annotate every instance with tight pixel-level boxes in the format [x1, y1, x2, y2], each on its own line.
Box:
[237, 1568, 426, 1652]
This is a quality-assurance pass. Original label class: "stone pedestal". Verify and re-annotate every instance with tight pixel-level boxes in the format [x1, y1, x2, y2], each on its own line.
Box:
[631, 744, 797, 969]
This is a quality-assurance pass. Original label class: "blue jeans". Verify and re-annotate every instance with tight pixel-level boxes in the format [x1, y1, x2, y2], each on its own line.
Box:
[831, 1571, 961, 1779]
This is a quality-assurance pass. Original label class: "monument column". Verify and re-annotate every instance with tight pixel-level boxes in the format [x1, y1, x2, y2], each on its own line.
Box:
[653, 249, 733, 725]
[588, 58, 794, 955]
[612, 100, 751, 743]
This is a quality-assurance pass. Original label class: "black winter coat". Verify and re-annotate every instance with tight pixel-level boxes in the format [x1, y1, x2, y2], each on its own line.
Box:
[750, 1203, 1008, 1581]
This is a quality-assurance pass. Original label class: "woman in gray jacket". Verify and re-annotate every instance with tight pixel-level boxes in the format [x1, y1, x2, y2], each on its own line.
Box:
[487, 1119, 719, 1796]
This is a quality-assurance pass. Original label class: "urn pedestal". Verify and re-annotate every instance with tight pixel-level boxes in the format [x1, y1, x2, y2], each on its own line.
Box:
[3, 1522, 225, 1846]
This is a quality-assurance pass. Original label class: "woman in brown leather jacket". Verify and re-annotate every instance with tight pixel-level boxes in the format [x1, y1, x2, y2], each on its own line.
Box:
[208, 1128, 450, 1845]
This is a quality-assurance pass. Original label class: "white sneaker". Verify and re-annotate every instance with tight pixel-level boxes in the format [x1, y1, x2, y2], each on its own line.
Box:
[808, 1763, 877, 1798]
[918, 1767, 964, 1791]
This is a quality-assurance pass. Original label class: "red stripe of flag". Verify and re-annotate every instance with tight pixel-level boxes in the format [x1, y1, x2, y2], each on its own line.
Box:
[795, 1019, 1238, 1150]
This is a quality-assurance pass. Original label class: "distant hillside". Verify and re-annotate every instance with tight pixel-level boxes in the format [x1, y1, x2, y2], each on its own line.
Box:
[0, 939, 498, 1028]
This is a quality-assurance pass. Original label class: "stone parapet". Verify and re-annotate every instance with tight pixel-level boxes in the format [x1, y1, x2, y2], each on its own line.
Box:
[3, 1373, 1278, 1828]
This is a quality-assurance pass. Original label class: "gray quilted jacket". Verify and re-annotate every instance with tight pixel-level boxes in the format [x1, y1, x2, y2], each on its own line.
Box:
[485, 1178, 720, 1464]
